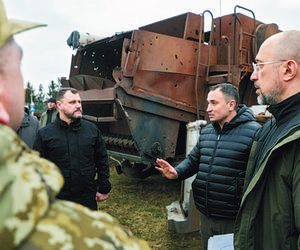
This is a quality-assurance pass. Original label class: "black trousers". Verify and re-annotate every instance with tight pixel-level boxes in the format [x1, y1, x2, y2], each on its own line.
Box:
[57, 192, 98, 210]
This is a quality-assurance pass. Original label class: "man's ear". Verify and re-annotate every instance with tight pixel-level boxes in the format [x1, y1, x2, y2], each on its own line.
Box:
[229, 100, 236, 111]
[283, 60, 297, 81]
[56, 101, 62, 110]
[0, 101, 9, 125]
[0, 81, 9, 125]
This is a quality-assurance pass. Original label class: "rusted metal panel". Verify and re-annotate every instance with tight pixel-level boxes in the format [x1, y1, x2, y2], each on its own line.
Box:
[78, 88, 115, 101]
[140, 12, 204, 41]
[213, 13, 261, 66]
[183, 13, 204, 41]
[115, 86, 197, 123]
[131, 71, 207, 112]
[123, 30, 216, 77]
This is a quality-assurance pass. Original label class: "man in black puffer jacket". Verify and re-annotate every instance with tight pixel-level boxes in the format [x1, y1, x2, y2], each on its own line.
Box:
[34, 87, 111, 211]
[156, 83, 261, 250]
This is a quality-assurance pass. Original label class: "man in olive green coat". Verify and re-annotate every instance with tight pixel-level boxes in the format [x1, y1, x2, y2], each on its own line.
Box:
[39, 97, 58, 128]
[0, 1, 150, 249]
[234, 30, 300, 249]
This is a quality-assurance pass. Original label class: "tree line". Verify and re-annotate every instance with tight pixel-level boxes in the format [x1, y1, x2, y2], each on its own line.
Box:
[25, 79, 62, 115]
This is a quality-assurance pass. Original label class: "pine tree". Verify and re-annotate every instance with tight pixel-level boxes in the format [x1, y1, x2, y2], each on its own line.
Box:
[35, 84, 46, 114]
[24, 82, 35, 107]
[47, 79, 62, 99]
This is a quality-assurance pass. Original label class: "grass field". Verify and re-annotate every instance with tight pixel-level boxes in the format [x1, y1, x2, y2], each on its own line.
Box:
[98, 164, 202, 249]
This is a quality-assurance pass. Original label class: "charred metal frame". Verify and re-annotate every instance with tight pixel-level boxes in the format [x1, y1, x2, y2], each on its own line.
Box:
[61, 7, 279, 177]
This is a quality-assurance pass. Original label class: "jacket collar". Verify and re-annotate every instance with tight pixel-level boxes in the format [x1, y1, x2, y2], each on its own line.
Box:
[56, 113, 81, 131]
[267, 92, 300, 126]
[212, 104, 254, 131]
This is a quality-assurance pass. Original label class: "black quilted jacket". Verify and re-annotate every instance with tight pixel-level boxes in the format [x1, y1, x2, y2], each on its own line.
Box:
[175, 104, 261, 219]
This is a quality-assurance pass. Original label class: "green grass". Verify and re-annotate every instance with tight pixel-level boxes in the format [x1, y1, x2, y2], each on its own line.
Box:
[98, 164, 202, 249]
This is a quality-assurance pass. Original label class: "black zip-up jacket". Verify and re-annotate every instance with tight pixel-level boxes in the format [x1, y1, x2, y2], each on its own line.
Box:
[175, 105, 261, 219]
[33, 115, 111, 198]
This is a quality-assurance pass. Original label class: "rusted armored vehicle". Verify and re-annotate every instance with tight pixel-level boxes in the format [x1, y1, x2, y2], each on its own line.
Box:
[61, 5, 278, 178]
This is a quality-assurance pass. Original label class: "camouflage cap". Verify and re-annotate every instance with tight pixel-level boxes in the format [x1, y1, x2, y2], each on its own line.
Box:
[0, 0, 46, 47]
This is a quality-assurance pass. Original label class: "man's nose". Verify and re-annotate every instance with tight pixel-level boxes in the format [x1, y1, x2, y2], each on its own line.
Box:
[250, 71, 257, 82]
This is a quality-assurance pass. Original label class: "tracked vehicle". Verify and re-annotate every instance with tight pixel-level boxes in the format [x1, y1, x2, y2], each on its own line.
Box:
[62, 5, 278, 178]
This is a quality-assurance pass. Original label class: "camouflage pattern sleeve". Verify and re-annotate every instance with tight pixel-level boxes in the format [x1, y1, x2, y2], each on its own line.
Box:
[21, 201, 151, 249]
[0, 125, 150, 250]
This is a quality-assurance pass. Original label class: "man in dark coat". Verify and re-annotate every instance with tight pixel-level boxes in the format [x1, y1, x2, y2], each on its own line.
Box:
[234, 30, 300, 250]
[156, 83, 261, 250]
[17, 106, 40, 148]
[34, 87, 111, 210]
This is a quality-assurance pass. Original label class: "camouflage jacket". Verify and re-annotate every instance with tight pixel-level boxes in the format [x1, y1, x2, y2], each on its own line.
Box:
[0, 124, 150, 250]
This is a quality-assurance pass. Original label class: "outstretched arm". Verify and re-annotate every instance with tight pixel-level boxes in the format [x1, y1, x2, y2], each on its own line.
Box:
[155, 158, 178, 179]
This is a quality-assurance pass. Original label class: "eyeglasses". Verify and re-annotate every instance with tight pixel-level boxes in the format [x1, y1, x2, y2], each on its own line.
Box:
[252, 60, 286, 73]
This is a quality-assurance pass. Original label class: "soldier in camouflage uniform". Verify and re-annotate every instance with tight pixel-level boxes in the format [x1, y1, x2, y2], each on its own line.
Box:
[0, 1, 150, 249]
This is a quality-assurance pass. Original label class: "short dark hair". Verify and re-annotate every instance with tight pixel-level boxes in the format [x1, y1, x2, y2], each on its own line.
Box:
[56, 87, 79, 102]
[209, 83, 239, 108]
[47, 97, 56, 103]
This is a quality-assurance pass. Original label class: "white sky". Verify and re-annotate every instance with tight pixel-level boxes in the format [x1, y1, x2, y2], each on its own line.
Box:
[4, 0, 300, 91]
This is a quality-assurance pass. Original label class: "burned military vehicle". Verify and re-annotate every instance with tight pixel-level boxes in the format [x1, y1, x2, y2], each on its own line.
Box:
[61, 5, 278, 178]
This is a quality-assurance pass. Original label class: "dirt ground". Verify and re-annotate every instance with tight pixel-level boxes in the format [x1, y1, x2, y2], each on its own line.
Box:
[98, 164, 202, 249]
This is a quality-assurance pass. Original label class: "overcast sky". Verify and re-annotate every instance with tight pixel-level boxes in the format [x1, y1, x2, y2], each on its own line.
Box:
[4, 0, 300, 91]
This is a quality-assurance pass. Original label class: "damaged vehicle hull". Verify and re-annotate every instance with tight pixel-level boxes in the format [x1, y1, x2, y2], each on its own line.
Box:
[62, 6, 279, 178]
